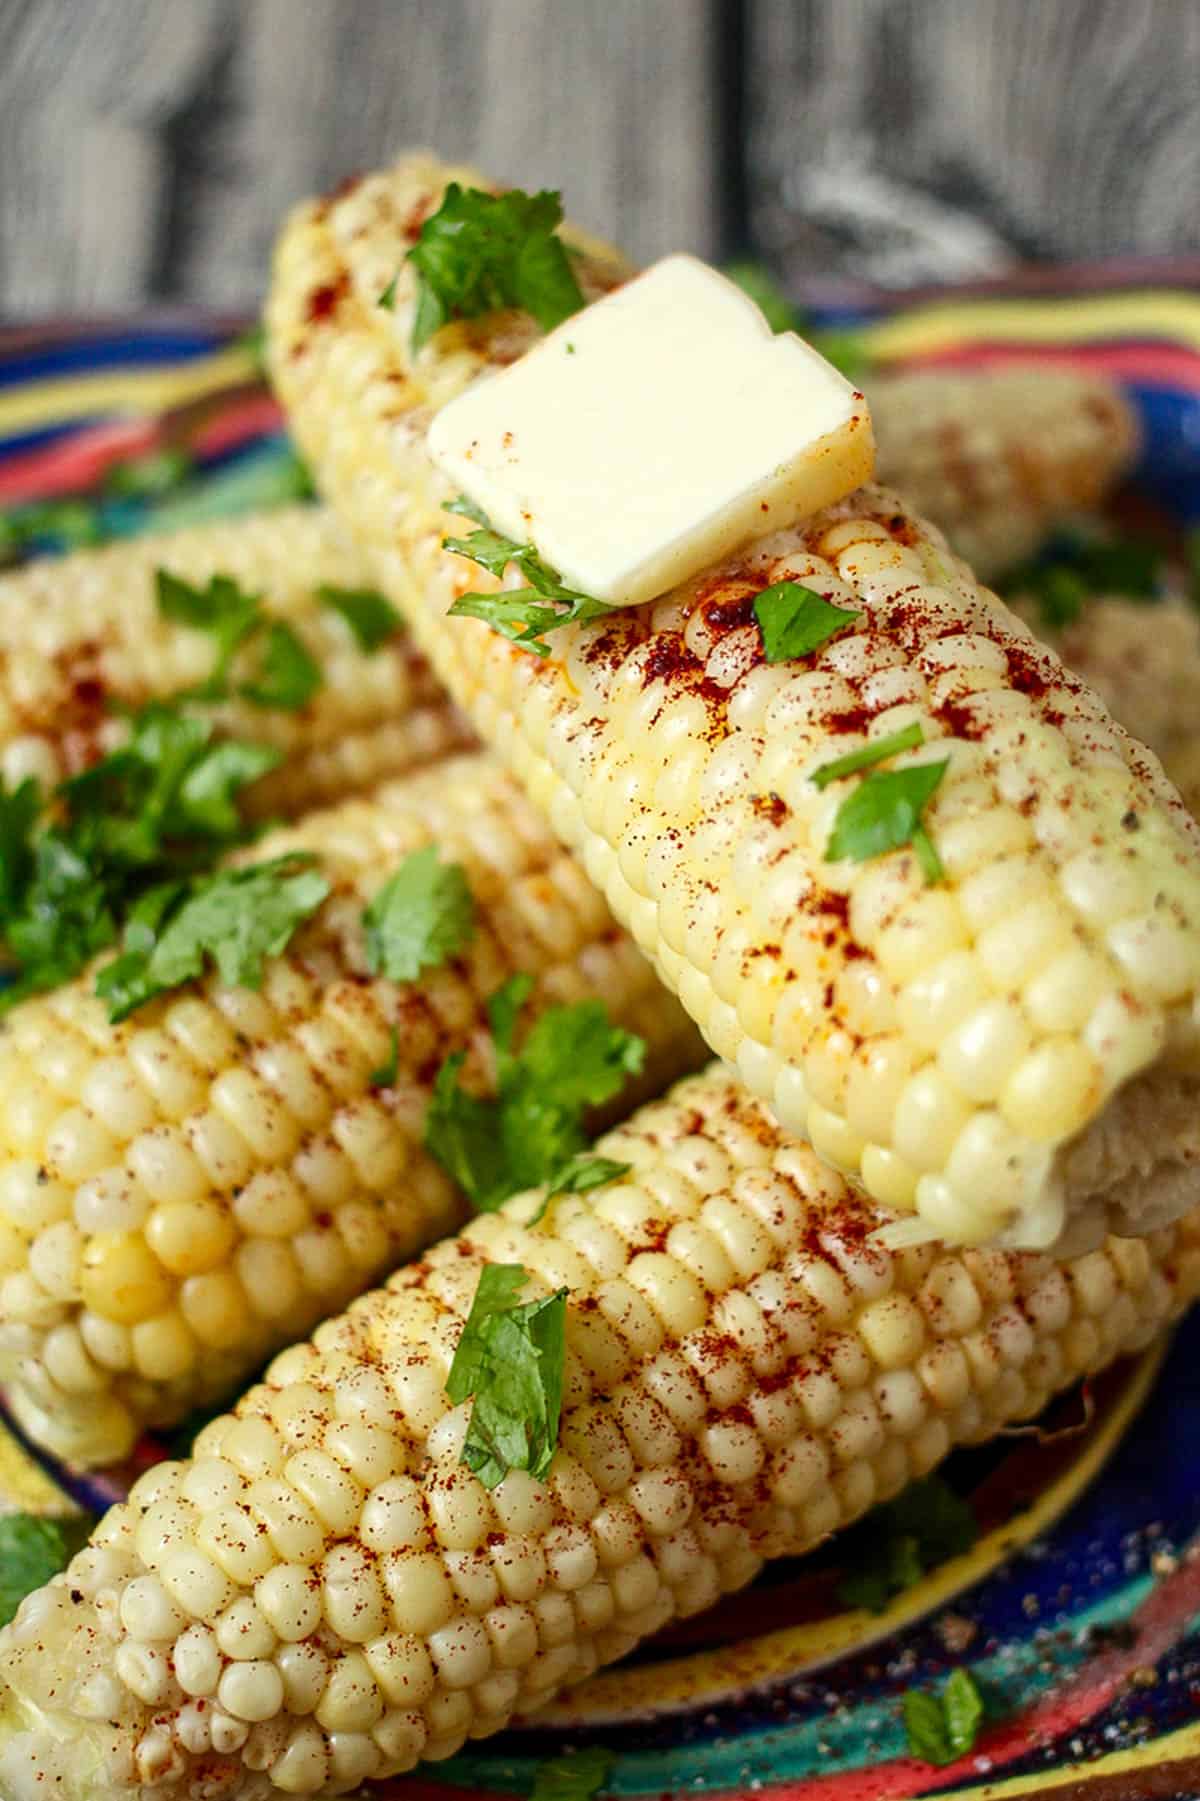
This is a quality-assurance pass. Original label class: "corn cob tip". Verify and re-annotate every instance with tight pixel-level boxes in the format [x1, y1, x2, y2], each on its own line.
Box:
[1, 1060, 1196, 1798]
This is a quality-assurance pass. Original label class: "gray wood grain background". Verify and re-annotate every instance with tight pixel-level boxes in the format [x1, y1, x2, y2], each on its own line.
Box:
[0, 0, 1197, 316]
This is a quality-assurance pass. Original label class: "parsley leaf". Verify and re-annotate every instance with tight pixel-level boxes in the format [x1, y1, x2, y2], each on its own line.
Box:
[0, 1513, 95, 1629]
[0, 777, 40, 919]
[826, 759, 949, 884]
[811, 721, 927, 791]
[424, 976, 645, 1214]
[1003, 531, 1167, 631]
[363, 845, 475, 982]
[406, 184, 584, 351]
[753, 581, 862, 662]
[445, 501, 611, 655]
[837, 1476, 978, 1613]
[239, 621, 322, 711]
[156, 568, 262, 698]
[530, 1748, 613, 1801]
[0, 708, 284, 1008]
[446, 1263, 568, 1488]
[94, 854, 330, 1022]
[318, 583, 402, 652]
[105, 447, 192, 499]
[369, 1025, 400, 1089]
[547, 1155, 632, 1201]
[156, 568, 322, 709]
[723, 260, 873, 382]
[903, 1668, 985, 1766]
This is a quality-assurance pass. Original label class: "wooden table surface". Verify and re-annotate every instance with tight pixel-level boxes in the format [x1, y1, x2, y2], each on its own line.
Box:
[0, 0, 1197, 315]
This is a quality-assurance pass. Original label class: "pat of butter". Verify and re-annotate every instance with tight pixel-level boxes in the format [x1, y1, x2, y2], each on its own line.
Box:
[427, 253, 875, 609]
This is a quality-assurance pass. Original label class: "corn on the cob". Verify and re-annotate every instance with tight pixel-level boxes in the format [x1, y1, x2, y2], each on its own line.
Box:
[0, 506, 474, 818]
[1013, 589, 1200, 819]
[0, 750, 700, 1466]
[2, 1058, 1196, 1799]
[869, 366, 1139, 579]
[267, 151, 1200, 1256]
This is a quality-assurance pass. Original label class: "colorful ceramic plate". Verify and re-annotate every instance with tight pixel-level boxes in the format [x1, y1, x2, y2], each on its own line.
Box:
[2, 265, 1200, 1800]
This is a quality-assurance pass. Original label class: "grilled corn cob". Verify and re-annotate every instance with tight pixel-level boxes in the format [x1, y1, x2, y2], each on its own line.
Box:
[0, 506, 474, 818]
[1013, 589, 1200, 819]
[0, 750, 700, 1466]
[3, 1059, 1197, 1799]
[869, 366, 1139, 579]
[267, 151, 1200, 1256]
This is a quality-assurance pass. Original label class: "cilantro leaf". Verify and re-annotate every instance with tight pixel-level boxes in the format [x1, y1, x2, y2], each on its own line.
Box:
[239, 621, 322, 711]
[378, 273, 399, 311]
[173, 738, 282, 838]
[445, 502, 611, 655]
[837, 1476, 977, 1612]
[811, 721, 927, 790]
[1, 831, 119, 1007]
[0, 777, 41, 919]
[723, 260, 801, 334]
[826, 759, 949, 884]
[318, 583, 402, 652]
[0, 1513, 95, 1628]
[406, 184, 584, 352]
[1003, 530, 1167, 631]
[157, 569, 321, 709]
[105, 447, 192, 500]
[369, 1025, 400, 1090]
[723, 260, 872, 381]
[425, 978, 645, 1214]
[156, 568, 262, 698]
[753, 581, 862, 663]
[446, 1263, 568, 1488]
[94, 854, 330, 1022]
[363, 845, 475, 982]
[546, 1155, 632, 1201]
[903, 1668, 985, 1766]
[530, 1748, 613, 1801]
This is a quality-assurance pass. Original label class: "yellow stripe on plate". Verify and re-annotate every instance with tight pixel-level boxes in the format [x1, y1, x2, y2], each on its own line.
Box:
[0, 345, 258, 437]
[951, 1714, 1200, 1799]
[862, 290, 1200, 360]
[543, 1338, 1169, 1724]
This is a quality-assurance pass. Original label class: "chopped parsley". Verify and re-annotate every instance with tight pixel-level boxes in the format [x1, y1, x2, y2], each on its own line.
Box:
[363, 845, 475, 983]
[530, 1748, 613, 1801]
[317, 583, 402, 652]
[378, 273, 399, 311]
[425, 973, 645, 1214]
[903, 1668, 985, 1766]
[95, 854, 330, 1022]
[405, 184, 585, 352]
[369, 1025, 400, 1090]
[445, 1262, 568, 1488]
[810, 720, 926, 790]
[753, 580, 862, 663]
[0, 1513, 95, 1629]
[837, 1476, 977, 1613]
[155, 568, 321, 709]
[0, 709, 283, 1008]
[444, 496, 610, 655]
